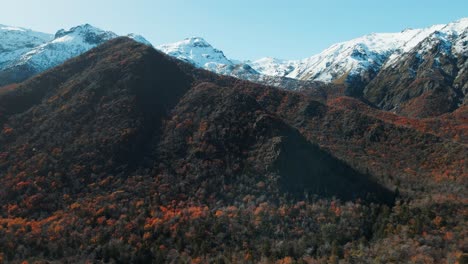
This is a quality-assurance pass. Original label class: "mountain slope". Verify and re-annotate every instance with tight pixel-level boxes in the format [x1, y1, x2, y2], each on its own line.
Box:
[155, 18, 468, 114]
[156, 37, 327, 91]
[157, 37, 234, 71]
[156, 37, 266, 83]
[282, 23, 447, 82]
[363, 19, 468, 117]
[0, 38, 465, 263]
[2, 18, 466, 111]
[249, 18, 467, 85]
[0, 38, 390, 210]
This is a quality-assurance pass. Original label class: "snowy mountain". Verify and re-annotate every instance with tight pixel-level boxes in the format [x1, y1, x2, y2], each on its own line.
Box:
[253, 19, 467, 87]
[282, 24, 448, 82]
[157, 37, 234, 72]
[0, 25, 53, 70]
[0, 24, 150, 86]
[1, 18, 466, 108]
[14, 24, 118, 72]
[157, 18, 466, 117]
[248, 57, 296, 77]
[156, 37, 323, 90]
[154, 18, 467, 96]
[363, 18, 468, 117]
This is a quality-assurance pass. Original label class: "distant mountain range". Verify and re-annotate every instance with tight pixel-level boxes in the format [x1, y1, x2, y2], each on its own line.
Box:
[0, 24, 150, 86]
[0, 18, 467, 117]
[157, 18, 468, 117]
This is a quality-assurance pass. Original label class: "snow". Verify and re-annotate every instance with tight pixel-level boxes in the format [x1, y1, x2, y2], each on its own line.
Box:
[12, 24, 118, 71]
[282, 24, 448, 81]
[0, 23, 152, 75]
[249, 57, 296, 77]
[443, 18, 468, 54]
[248, 18, 467, 83]
[156, 37, 269, 81]
[0, 24, 53, 70]
[1, 18, 466, 87]
[157, 37, 234, 72]
[151, 17, 467, 85]
[0, 25, 26, 31]
[127, 34, 153, 47]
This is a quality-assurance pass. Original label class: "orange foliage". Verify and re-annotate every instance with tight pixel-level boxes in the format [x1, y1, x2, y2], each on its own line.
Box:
[198, 120, 209, 133]
[15, 181, 32, 190]
[277, 256, 294, 264]
[215, 210, 224, 217]
[97, 216, 106, 225]
[444, 231, 454, 241]
[51, 148, 62, 156]
[143, 232, 152, 240]
[244, 253, 253, 262]
[2, 126, 13, 135]
[191, 257, 203, 264]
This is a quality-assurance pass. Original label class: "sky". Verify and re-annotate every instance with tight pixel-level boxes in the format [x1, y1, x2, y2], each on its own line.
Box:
[1, 0, 467, 60]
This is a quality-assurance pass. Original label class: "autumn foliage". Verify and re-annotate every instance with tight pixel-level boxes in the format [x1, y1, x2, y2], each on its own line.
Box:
[0, 38, 465, 263]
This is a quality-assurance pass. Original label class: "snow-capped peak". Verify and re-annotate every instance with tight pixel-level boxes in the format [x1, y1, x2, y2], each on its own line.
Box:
[181, 36, 212, 47]
[249, 57, 296, 77]
[441, 17, 468, 34]
[0, 23, 154, 82]
[11, 24, 118, 71]
[126, 33, 153, 46]
[284, 24, 451, 82]
[248, 18, 467, 83]
[385, 18, 468, 67]
[0, 24, 53, 69]
[53, 24, 118, 45]
[157, 37, 233, 71]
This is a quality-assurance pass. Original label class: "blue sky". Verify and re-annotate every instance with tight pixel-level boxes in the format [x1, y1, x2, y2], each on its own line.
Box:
[2, 0, 467, 60]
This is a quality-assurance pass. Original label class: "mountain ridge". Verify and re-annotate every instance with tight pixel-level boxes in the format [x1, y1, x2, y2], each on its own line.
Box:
[0, 24, 150, 86]
[1, 18, 467, 117]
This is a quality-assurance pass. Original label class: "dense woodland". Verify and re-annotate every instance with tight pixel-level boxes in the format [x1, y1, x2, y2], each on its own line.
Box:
[0, 38, 466, 263]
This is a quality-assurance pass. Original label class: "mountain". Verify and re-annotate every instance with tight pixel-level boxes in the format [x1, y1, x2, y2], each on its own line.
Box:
[248, 18, 468, 117]
[0, 38, 465, 263]
[2, 18, 466, 112]
[155, 18, 467, 117]
[363, 19, 468, 117]
[156, 37, 326, 91]
[0, 24, 53, 70]
[156, 37, 266, 82]
[248, 57, 297, 77]
[0, 24, 150, 86]
[0, 38, 391, 211]
[157, 37, 234, 71]
[250, 19, 467, 83]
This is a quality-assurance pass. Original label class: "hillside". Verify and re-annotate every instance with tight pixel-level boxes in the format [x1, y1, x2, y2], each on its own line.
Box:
[0, 38, 466, 263]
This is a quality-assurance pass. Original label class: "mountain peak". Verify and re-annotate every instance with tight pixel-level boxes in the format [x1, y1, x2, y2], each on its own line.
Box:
[176, 36, 212, 48]
[264, 18, 467, 82]
[157, 36, 233, 70]
[54, 24, 117, 42]
[441, 17, 468, 34]
[0, 24, 152, 86]
[126, 33, 153, 46]
[185, 36, 208, 42]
